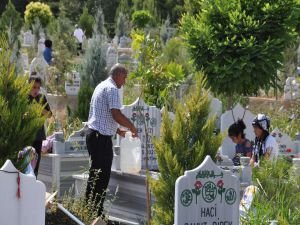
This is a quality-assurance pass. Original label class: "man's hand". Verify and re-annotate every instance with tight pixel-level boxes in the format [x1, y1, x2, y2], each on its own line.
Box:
[117, 128, 127, 137]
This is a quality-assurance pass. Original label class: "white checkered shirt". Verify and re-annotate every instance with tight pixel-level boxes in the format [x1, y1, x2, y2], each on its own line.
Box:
[87, 77, 121, 136]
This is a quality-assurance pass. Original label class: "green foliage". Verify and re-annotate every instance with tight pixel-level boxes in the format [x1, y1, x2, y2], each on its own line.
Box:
[75, 81, 94, 121]
[242, 158, 300, 224]
[115, 12, 130, 38]
[79, 7, 94, 38]
[151, 73, 223, 225]
[24, 1, 53, 28]
[59, 0, 85, 22]
[0, 37, 45, 166]
[160, 37, 194, 75]
[181, 0, 300, 97]
[131, 31, 186, 108]
[76, 36, 107, 120]
[0, 0, 23, 44]
[115, 0, 131, 18]
[132, 10, 152, 29]
[93, 7, 107, 37]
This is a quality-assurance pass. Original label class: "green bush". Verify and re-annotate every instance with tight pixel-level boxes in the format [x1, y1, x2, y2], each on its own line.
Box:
[0, 37, 45, 166]
[151, 73, 223, 225]
[132, 10, 152, 29]
[24, 1, 53, 28]
[79, 7, 94, 38]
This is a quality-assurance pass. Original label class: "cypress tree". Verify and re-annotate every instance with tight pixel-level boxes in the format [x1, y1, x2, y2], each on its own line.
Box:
[151, 72, 223, 225]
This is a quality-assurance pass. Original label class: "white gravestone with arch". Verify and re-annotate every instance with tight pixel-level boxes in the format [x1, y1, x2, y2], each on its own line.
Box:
[23, 30, 34, 47]
[271, 127, 297, 156]
[175, 155, 240, 225]
[29, 39, 48, 88]
[0, 160, 46, 225]
[121, 98, 161, 170]
[220, 104, 255, 159]
[106, 45, 118, 71]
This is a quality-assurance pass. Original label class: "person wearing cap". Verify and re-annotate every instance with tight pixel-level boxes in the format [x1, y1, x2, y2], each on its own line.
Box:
[85, 63, 137, 218]
[250, 113, 278, 166]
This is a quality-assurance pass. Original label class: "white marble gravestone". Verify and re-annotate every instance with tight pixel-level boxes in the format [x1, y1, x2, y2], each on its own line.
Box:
[220, 104, 255, 159]
[22, 53, 29, 71]
[284, 77, 300, 100]
[23, 30, 34, 47]
[106, 45, 118, 71]
[121, 98, 161, 170]
[270, 127, 297, 156]
[175, 155, 239, 225]
[209, 97, 223, 130]
[29, 39, 48, 86]
[0, 160, 46, 225]
[65, 71, 81, 96]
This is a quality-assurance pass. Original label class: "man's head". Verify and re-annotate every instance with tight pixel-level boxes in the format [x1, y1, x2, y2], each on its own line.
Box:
[110, 63, 128, 89]
[29, 76, 42, 97]
[44, 39, 52, 48]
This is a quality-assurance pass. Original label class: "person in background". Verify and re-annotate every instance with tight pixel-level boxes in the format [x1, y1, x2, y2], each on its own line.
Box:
[73, 24, 85, 55]
[228, 119, 253, 165]
[250, 113, 278, 167]
[28, 76, 52, 177]
[85, 64, 137, 218]
[43, 39, 52, 65]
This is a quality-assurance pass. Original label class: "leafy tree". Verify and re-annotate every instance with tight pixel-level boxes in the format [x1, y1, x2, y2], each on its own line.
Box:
[150, 72, 223, 225]
[79, 7, 94, 38]
[131, 31, 186, 108]
[75, 81, 94, 121]
[181, 0, 300, 100]
[59, 0, 85, 22]
[24, 1, 53, 28]
[0, 37, 45, 166]
[115, 0, 131, 18]
[132, 10, 152, 29]
[0, 0, 27, 17]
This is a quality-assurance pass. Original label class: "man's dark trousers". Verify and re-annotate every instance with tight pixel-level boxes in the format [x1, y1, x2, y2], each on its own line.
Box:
[85, 128, 113, 217]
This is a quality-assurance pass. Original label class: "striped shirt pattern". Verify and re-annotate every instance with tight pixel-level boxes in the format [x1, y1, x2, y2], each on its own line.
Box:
[88, 77, 121, 136]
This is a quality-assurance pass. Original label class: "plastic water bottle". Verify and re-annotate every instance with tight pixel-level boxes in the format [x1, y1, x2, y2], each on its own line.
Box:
[120, 132, 142, 174]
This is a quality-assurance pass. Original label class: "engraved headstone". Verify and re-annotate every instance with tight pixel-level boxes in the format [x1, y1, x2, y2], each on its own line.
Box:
[220, 104, 255, 159]
[121, 98, 161, 170]
[23, 30, 34, 46]
[0, 160, 46, 225]
[174, 155, 240, 225]
[106, 45, 118, 71]
[284, 77, 300, 100]
[271, 127, 297, 156]
[65, 71, 81, 96]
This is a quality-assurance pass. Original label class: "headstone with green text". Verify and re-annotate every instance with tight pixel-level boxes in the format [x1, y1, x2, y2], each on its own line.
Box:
[175, 155, 240, 225]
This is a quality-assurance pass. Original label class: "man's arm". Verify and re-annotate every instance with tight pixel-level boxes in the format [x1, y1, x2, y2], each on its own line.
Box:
[111, 109, 137, 136]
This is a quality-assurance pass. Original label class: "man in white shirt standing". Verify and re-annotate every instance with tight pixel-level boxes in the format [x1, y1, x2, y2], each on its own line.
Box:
[73, 24, 85, 55]
[85, 64, 138, 218]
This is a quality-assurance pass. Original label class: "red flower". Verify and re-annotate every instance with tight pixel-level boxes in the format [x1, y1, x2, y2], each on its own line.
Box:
[194, 180, 202, 189]
[217, 180, 224, 188]
[286, 148, 292, 153]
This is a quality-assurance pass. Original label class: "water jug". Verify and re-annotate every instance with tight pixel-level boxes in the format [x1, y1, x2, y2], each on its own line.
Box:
[120, 132, 142, 174]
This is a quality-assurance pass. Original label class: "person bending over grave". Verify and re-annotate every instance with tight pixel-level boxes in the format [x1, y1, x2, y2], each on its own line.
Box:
[228, 119, 253, 165]
[250, 114, 278, 167]
[28, 77, 52, 177]
[85, 63, 138, 218]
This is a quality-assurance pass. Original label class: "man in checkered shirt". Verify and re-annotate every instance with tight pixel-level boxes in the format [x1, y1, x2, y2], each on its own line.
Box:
[85, 64, 137, 218]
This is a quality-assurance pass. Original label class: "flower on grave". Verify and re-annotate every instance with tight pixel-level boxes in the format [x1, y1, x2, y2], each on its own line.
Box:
[194, 180, 202, 189]
[192, 180, 202, 204]
[217, 180, 225, 203]
[217, 180, 224, 188]
[286, 148, 292, 153]
[278, 133, 282, 138]
[272, 132, 276, 137]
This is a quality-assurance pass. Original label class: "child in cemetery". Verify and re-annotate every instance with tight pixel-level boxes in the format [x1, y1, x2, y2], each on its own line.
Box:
[43, 39, 52, 65]
[228, 119, 253, 165]
[250, 113, 278, 166]
[28, 76, 52, 177]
